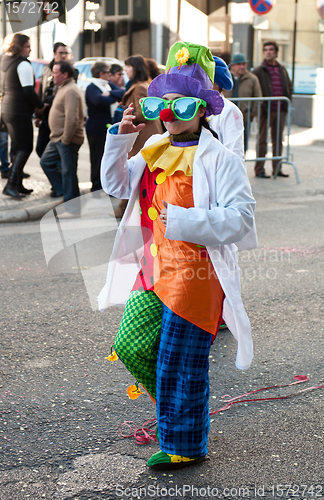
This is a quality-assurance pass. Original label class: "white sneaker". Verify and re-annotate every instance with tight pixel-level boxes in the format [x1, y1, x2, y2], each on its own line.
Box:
[57, 212, 81, 219]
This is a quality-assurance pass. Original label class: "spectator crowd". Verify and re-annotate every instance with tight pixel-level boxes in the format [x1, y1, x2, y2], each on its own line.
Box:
[0, 35, 292, 216]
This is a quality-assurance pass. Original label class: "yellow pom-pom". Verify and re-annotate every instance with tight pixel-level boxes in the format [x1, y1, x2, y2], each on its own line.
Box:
[106, 351, 118, 362]
[127, 384, 144, 400]
[175, 47, 190, 65]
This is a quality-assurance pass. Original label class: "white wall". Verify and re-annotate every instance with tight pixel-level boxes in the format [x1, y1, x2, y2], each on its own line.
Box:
[66, 0, 84, 61]
[179, 0, 208, 45]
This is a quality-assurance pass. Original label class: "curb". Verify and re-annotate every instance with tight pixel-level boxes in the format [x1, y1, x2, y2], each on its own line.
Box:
[0, 199, 63, 223]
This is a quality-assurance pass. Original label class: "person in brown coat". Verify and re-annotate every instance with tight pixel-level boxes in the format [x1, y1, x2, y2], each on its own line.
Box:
[122, 55, 163, 155]
[113, 55, 163, 218]
[224, 53, 262, 152]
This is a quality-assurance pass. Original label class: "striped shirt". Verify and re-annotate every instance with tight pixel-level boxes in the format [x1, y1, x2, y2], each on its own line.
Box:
[266, 60, 284, 111]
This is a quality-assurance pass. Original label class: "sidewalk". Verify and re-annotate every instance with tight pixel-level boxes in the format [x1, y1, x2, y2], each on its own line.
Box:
[0, 124, 323, 223]
[0, 133, 93, 222]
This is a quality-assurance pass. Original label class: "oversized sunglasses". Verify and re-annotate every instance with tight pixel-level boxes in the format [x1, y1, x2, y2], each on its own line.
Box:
[139, 96, 207, 121]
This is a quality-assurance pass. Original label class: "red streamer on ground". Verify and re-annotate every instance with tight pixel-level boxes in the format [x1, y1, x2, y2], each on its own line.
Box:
[209, 375, 324, 415]
[160, 108, 174, 122]
[118, 375, 324, 444]
[118, 418, 158, 445]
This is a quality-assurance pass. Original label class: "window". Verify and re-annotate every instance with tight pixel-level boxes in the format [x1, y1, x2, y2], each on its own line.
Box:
[105, 0, 115, 16]
[118, 0, 128, 15]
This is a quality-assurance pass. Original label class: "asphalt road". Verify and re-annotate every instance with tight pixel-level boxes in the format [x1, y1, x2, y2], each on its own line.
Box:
[1, 143, 324, 499]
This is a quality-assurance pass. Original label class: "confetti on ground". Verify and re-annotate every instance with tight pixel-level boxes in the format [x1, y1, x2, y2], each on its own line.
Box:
[265, 246, 323, 257]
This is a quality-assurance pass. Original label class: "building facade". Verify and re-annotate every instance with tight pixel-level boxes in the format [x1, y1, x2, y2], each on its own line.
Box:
[1, 0, 323, 124]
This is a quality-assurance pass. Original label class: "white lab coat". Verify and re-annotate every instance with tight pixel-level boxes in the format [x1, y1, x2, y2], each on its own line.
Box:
[209, 97, 245, 161]
[98, 126, 256, 370]
[209, 97, 258, 251]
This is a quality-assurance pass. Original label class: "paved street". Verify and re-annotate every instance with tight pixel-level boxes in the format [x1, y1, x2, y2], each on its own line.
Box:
[0, 126, 323, 499]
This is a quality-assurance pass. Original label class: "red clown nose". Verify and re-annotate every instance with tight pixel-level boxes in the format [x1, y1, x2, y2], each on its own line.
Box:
[159, 108, 174, 122]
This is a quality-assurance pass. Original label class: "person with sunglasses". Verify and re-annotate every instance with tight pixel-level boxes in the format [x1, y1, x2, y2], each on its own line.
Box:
[99, 42, 255, 470]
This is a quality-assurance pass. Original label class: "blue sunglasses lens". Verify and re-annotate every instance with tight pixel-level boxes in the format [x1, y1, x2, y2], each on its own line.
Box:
[173, 98, 197, 120]
[142, 98, 164, 119]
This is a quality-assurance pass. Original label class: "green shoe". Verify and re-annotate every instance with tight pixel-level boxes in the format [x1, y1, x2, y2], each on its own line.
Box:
[147, 450, 205, 470]
[155, 426, 159, 442]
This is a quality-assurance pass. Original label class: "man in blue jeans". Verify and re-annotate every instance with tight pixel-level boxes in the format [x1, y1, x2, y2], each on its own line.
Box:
[40, 61, 84, 218]
[0, 131, 10, 178]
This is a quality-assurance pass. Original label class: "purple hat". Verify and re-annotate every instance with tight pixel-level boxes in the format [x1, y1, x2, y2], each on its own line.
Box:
[148, 42, 224, 117]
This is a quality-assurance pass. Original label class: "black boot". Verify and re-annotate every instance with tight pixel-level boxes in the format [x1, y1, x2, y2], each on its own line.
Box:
[19, 152, 33, 194]
[17, 170, 33, 195]
[17, 181, 33, 195]
[16, 152, 33, 194]
[2, 169, 26, 199]
[3, 151, 30, 199]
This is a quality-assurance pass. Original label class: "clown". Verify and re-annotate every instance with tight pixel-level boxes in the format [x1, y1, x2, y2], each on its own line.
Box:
[99, 42, 256, 470]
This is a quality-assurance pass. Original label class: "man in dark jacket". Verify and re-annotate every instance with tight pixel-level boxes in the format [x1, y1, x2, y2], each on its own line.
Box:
[253, 41, 293, 178]
[36, 42, 78, 158]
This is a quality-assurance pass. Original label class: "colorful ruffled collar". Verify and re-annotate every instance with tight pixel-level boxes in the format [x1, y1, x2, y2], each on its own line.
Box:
[141, 136, 198, 177]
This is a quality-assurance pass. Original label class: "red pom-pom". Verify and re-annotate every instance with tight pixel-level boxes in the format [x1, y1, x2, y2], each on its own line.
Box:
[159, 108, 174, 122]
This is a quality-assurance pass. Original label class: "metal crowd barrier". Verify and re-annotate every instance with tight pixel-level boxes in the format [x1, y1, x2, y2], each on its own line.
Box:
[229, 96, 299, 183]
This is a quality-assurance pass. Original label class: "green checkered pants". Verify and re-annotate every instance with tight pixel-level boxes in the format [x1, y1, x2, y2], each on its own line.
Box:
[114, 290, 162, 400]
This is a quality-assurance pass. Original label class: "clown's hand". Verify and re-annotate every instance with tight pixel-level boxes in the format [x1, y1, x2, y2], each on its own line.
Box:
[118, 103, 146, 135]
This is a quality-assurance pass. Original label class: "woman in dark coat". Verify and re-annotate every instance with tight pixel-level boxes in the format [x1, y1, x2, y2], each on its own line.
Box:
[1, 33, 44, 198]
[85, 61, 124, 192]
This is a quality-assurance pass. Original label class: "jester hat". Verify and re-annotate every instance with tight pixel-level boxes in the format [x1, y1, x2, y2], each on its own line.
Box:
[148, 42, 224, 117]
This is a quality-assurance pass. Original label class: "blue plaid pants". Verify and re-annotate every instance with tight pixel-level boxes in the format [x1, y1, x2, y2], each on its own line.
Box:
[157, 303, 212, 458]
